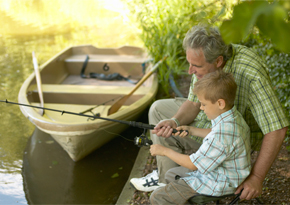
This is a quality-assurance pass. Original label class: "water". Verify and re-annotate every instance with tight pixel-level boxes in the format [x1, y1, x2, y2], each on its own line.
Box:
[0, 1, 144, 204]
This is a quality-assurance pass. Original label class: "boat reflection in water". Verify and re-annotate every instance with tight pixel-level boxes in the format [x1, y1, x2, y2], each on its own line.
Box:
[22, 127, 139, 204]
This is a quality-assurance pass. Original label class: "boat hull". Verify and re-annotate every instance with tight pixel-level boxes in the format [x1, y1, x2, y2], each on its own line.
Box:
[18, 45, 158, 161]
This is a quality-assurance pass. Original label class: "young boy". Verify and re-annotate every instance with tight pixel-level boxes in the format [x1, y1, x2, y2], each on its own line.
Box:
[149, 70, 251, 204]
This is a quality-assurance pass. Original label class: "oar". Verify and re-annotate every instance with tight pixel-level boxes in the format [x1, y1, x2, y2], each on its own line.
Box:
[108, 56, 167, 115]
[32, 51, 44, 116]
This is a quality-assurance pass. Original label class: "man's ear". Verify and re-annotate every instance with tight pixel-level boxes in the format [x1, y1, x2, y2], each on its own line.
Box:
[217, 99, 226, 110]
[216, 56, 224, 68]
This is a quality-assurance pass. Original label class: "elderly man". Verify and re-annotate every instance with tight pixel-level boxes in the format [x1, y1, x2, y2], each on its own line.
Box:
[130, 24, 289, 201]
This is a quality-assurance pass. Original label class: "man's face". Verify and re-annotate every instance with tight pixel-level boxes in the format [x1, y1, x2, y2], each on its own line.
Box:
[186, 48, 219, 79]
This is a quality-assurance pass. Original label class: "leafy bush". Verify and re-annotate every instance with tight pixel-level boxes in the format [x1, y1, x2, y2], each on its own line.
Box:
[126, 0, 289, 144]
[125, 0, 228, 95]
[220, 1, 290, 53]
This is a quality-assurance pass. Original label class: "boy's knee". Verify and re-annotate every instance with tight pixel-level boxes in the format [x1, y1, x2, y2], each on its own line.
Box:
[165, 169, 179, 184]
[149, 187, 163, 204]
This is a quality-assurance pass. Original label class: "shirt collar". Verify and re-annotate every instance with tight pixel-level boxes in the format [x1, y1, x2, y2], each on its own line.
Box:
[211, 106, 237, 127]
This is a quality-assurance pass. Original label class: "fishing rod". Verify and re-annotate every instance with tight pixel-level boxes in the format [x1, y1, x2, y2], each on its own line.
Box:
[0, 99, 188, 146]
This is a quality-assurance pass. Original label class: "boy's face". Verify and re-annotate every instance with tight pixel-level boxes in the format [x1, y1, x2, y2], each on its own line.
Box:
[197, 94, 223, 120]
[186, 48, 219, 80]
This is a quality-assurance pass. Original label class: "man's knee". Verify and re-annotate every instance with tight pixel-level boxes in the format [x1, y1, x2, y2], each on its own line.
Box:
[149, 98, 179, 122]
[149, 100, 164, 117]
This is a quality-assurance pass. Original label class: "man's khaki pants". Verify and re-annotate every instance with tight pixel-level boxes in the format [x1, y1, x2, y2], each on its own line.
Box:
[148, 98, 201, 183]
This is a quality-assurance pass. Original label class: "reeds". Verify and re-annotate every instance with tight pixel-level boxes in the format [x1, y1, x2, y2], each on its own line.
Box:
[125, 0, 230, 95]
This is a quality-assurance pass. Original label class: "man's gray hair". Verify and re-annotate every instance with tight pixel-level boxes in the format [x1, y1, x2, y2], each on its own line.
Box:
[183, 24, 232, 63]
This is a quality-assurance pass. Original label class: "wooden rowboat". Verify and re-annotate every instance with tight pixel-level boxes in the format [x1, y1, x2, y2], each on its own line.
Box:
[18, 45, 158, 161]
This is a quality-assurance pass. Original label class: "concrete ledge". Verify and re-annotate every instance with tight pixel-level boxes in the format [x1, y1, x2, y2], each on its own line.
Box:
[116, 146, 149, 205]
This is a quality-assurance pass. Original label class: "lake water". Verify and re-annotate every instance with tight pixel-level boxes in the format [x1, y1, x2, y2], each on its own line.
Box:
[0, 0, 144, 204]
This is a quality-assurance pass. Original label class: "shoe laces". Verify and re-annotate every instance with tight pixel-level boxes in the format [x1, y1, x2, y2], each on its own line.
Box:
[142, 177, 159, 187]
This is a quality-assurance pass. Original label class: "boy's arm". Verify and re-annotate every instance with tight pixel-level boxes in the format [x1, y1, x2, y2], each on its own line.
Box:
[150, 144, 197, 170]
[175, 126, 211, 138]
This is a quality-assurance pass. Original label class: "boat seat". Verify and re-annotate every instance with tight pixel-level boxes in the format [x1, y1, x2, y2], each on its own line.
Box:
[30, 84, 150, 95]
[64, 54, 148, 63]
[63, 53, 153, 77]
[28, 84, 149, 105]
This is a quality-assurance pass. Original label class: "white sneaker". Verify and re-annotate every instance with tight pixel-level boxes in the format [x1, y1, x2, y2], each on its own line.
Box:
[130, 170, 166, 192]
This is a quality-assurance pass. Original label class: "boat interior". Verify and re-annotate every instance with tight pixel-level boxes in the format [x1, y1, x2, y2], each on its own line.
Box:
[24, 46, 154, 122]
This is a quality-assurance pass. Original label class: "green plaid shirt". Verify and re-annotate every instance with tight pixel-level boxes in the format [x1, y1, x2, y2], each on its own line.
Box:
[188, 44, 289, 150]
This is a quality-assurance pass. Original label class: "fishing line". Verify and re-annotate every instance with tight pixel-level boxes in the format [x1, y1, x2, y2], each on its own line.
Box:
[80, 96, 120, 115]
[102, 129, 134, 143]
[0, 99, 188, 147]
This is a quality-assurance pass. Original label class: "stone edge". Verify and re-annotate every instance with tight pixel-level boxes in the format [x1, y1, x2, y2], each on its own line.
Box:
[116, 146, 149, 205]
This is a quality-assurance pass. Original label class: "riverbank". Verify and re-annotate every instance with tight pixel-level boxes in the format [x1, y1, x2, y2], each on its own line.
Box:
[116, 142, 290, 205]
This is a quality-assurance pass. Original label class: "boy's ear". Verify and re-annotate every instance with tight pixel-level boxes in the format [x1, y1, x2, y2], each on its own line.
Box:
[217, 99, 226, 109]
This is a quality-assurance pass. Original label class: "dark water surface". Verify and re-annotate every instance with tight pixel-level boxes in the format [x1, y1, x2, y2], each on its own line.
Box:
[1, 124, 141, 204]
[21, 126, 141, 204]
[0, 0, 143, 204]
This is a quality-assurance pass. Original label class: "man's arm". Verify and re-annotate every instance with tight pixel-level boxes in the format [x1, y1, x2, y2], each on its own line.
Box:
[236, 127, 288, 200]
[173, 99, 201, 125]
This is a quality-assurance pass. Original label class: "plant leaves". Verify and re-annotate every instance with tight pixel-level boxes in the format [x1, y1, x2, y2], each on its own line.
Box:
[256, 3, 290, 53]
[111, 173, 119, 178]
[220, 1, 290, 52]
[220, 1, 268, 43]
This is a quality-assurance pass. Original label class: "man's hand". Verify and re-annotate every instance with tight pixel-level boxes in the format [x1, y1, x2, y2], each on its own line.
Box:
[235, 174, 263, 200]
[151, 119, 176, 138]
[236, 127, 288, 200]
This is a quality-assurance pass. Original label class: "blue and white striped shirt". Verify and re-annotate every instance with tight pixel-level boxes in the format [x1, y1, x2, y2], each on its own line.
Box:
[182, 106, 251, 196]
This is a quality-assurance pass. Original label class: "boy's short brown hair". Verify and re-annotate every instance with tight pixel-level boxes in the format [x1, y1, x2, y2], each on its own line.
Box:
[193, 70, 237, 108]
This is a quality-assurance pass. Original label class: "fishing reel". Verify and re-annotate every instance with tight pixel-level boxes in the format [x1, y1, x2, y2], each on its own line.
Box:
[134, 129, 152, 147]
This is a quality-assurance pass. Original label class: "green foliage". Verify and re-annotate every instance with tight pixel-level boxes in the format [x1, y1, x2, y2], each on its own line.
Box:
[125, 0, 289, 143]
[220, 1, 290, 53]
[111, 173, 119, 178]
[125, 0, 228, 94]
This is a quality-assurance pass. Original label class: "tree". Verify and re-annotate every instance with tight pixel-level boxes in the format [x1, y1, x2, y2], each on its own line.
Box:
[220, 1, 290, 53]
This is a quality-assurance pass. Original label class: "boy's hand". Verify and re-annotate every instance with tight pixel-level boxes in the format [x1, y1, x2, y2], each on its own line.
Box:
[150, 144, 167, 156]
[173, 126, 191, 138]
